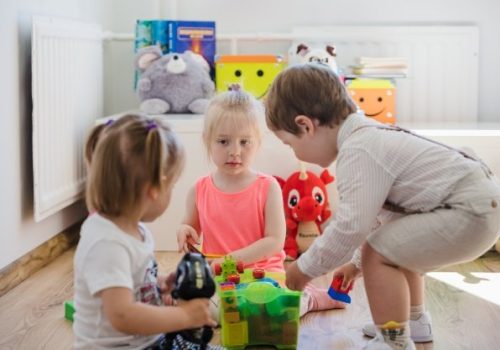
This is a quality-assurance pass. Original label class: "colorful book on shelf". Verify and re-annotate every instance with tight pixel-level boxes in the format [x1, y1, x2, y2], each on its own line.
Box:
[351, 56, 408, 77]
[135, 20, 169, 54]
[355, 63, 408, 69]
[134, 20, 170, 88]
[167, 20, 216, 78]
[351, 66, 408, 76]
[357, 56, 408, 66]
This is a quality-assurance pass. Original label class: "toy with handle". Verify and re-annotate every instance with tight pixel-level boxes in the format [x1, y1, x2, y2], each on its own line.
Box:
[168, 252, 216, 350]
[187, 240, 223, 260]
[328, 275, 353, 304]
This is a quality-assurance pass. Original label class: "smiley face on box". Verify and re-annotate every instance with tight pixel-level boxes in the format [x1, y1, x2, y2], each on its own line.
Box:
[216, 55, 284, 99]
[348, 79, 396, 124]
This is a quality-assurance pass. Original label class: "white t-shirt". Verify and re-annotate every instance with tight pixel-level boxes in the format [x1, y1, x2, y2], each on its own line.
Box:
[73, 214, 163, 349]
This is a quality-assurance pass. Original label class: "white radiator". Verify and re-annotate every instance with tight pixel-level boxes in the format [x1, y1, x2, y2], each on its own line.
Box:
[32, 16, 103, 222]
[289, 26, 479, 123]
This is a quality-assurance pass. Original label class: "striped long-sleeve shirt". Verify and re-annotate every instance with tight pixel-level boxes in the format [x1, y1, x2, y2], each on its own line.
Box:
[298, 113, 480, 277]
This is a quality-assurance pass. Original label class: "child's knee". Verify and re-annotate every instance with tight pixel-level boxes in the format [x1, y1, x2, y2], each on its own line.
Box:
[361, 241, 377, 265]
[361, 242, 396, 269]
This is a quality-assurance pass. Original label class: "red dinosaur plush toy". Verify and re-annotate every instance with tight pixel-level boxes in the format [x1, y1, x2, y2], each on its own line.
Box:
[275, 165, 335, 260]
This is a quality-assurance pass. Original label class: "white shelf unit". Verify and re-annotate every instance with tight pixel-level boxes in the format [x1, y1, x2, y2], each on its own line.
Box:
[102, 112, 500, 251]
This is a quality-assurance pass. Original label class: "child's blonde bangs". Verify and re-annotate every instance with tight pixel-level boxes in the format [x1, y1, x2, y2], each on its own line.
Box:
[203, 91, 263, 151]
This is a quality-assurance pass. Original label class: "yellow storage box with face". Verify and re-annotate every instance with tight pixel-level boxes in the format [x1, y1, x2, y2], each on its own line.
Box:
[216, 55, 285, 99]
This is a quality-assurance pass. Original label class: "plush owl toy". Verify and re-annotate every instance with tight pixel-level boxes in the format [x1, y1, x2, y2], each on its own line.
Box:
[275, 164, 335, 260]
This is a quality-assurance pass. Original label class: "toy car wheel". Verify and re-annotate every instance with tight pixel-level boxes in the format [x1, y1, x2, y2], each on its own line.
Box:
[236, 261, 244, 273]
[253, 268, 265, 279]
[214, 263, 222, 276]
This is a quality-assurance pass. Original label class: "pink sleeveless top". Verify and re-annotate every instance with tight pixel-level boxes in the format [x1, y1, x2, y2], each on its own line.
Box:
[196, 173, 285, 272]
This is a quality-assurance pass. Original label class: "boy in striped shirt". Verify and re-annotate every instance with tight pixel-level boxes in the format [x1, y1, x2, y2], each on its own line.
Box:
[265, 63, 500, 350]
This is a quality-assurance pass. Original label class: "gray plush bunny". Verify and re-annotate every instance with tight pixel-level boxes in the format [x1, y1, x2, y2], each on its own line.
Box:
[135, 46, 215, 114]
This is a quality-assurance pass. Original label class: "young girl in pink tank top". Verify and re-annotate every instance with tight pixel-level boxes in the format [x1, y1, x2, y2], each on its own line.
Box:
[176, 90, 346, 318]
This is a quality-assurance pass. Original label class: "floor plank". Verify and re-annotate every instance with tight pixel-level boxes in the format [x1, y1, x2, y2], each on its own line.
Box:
[1, 249, 499, 349]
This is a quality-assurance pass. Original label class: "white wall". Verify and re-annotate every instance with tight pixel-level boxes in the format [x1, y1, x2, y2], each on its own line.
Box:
[0, 0, 108, 270]
[2, 0, 499, 268]
[105, 0, 500, 123]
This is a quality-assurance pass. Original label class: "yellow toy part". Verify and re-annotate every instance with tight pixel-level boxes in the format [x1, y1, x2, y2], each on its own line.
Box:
[348, 79, 396, 124]
[216, 55, 285, 99]
[222, 321, 248, 347]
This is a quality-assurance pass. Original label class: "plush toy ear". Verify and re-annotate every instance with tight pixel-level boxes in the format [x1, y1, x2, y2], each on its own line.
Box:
[135, 46, 163, 72]
[320, 169, 335, 185]
[326, 45, 337, 57]
[296, 43, 310, 57]
[185, 50, 211, 73]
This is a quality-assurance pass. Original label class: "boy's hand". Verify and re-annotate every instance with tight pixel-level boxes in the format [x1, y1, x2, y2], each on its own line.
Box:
[177, 298, 217, 328]
[285, 260, 312, 291]
[177, 224, 200, 253]
[332, 262, 362, 290]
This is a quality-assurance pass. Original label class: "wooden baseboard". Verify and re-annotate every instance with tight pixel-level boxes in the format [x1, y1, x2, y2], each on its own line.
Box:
[0, 222, 81, 297]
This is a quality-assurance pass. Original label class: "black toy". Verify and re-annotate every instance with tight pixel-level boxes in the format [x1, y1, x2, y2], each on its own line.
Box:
[166, 252, 216, 350]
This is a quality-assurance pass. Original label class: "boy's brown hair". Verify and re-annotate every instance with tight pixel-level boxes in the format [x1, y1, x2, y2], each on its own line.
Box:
[85, 114, 185, 217]
[265, 63, 357, 134]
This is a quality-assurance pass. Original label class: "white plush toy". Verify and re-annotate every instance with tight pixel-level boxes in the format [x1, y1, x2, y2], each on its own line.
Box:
[289, 43, 339, 75]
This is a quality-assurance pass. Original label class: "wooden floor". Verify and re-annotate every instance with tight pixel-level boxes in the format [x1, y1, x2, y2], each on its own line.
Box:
[1, 248, 499, 349]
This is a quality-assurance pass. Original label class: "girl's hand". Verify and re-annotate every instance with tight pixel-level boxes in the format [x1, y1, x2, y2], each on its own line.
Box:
[332, 262, 362, 290]
[285, 261, 312, 291]
[177, 224, 200, 253]
[177, 298, 217, 328]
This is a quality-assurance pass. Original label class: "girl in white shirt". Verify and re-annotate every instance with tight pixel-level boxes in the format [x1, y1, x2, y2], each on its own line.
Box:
[265, 64, 500, 350]
[74, 114, 221, 350]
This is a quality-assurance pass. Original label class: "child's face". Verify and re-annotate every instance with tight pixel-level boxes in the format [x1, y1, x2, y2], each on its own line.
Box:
[273, 118, 339, 168]
[210, 120, 259, 176]
[273, 129, 316, 164]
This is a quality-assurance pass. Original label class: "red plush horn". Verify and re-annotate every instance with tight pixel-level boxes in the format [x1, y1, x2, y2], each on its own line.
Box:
[299, 162, 308, 180]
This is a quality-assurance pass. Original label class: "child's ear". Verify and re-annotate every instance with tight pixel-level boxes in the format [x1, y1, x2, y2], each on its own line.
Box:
[147, 185, 160, 200]
[294, 115, 315, 134]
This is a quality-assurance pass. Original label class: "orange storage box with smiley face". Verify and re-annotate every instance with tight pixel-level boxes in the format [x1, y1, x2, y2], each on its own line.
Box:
[347, 79, 396, 124]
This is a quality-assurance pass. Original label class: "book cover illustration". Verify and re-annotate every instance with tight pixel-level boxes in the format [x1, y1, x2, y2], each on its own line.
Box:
[168, 21, 216, 78]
